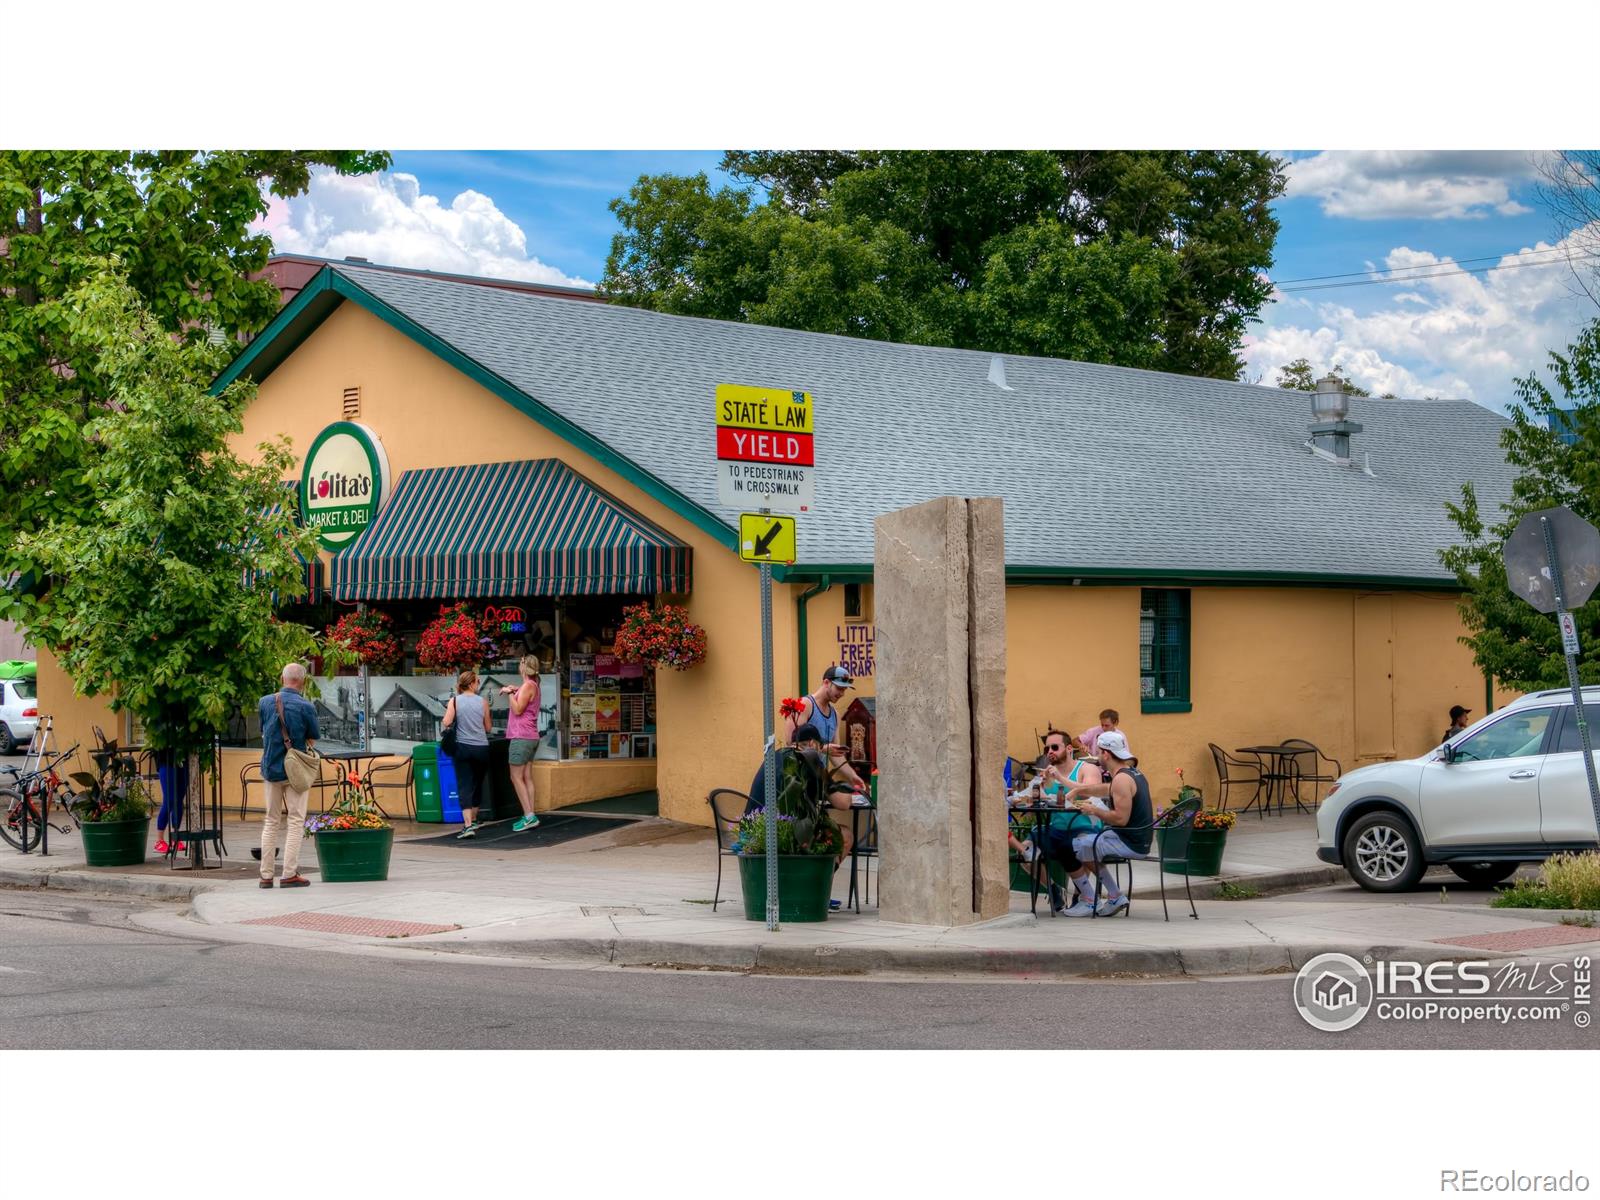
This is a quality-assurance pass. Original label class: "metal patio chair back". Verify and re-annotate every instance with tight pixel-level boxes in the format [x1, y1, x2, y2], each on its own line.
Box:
[706, 788, 750, 912]
[1280, 738, 1341, 810]
[1082, 795, 1203, 921]
[1208, 742, 1265, 813]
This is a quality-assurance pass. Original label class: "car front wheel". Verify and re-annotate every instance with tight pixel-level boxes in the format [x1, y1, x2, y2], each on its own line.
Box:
[1343, 811, 1426, 892]
[1449, 861, 1520, 887]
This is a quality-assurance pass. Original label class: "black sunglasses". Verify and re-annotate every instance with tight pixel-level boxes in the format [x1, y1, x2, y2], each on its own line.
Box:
[1045, 743, 1066, 752]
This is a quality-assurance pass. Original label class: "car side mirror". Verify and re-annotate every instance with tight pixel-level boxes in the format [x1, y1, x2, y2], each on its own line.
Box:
[1439, 743, 1456, 764]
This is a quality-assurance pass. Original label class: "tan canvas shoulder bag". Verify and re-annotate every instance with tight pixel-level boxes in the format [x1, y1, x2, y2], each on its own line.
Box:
[275, 691, 321, 794]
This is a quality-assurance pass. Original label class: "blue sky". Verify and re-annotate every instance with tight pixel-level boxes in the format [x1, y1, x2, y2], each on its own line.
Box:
[262, 150, 1599, 411]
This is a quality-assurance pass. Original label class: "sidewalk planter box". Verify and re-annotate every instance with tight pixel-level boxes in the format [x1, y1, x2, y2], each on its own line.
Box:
[737, 853, 833, 922]
[79, 817, 150, 867]
[1158, 827, 1227, 876]
[314, 827, 394, 882]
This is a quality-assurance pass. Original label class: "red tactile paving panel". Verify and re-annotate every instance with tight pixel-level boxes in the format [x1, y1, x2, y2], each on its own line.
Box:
[1434, 925, 1600, 952]
[241, 912, 460, 938]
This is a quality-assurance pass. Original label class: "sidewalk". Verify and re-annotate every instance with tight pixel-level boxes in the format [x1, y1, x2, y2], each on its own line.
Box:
[5, 811, 1597, 978]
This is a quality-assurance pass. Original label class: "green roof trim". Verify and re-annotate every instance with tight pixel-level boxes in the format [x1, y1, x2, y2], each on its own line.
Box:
[777, 562, 1464, 591]
[211, 267, 738, 555]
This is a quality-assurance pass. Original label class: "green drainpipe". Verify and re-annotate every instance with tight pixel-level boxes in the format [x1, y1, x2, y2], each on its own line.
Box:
[796, 576, 832, 695]
[1485, 669, 1495, 716]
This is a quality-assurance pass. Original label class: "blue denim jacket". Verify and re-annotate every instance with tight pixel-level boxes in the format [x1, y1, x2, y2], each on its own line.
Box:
[259, 689, 320, 783]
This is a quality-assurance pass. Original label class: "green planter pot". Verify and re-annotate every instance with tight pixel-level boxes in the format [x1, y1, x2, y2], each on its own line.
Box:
[737, 853, 835, 922]
[1009, 860, 1068, 892]
[1159, 827, 1228, 876]
[313, 826, 394, 882]
[79, 817, 150, 867]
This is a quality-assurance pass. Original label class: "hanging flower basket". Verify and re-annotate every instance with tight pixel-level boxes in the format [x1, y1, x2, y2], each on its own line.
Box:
[613, 602, 706, 671]
[417, 603, 500, 672]
[325, 609, 403, 674]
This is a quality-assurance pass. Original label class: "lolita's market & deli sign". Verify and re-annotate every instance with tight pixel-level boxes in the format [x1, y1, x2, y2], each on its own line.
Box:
[300, 422, 391, 551]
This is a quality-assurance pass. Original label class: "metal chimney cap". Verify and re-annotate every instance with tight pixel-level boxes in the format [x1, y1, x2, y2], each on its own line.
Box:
[1312, 374, 1350, 421]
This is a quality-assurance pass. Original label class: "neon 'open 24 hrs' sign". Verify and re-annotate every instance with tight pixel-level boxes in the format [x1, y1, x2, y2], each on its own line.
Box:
[299, 422, 391, 552]
[483, 605, 527, 634]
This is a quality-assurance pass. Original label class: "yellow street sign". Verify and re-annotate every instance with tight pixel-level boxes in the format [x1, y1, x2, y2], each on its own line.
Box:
[739, 512, 797, 564]
[715, 383, 813, 435]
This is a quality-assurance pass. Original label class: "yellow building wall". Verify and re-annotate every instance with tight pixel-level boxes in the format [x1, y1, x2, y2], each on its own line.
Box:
[799, 583, 878, 702]
[33, 646, 121, 766]
[238, 300, 781, 826]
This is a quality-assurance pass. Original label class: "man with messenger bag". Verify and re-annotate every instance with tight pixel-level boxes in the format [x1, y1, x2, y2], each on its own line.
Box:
[259, 662, 321, 888]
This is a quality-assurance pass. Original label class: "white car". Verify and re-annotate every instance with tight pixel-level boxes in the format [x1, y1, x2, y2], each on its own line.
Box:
[1317, 686, 1600, 891]
[0, 676, 39, 755]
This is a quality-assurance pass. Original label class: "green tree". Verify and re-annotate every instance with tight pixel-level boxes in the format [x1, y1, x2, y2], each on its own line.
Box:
[1440, 319, 1600, 689]
[602, 150, 1286, 380]
[16, 268, 325, 757]
[0, 149, 389, 616]
[1274, 356, 1373, 396]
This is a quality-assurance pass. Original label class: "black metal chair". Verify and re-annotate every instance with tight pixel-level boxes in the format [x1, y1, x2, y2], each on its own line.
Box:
[1208, 743, 1264, 814]
[365, 754, 416, 821]
[1280, 738, 1341, 812]
[706, 788, 750, 912]
[1081, 795, 1203, 921]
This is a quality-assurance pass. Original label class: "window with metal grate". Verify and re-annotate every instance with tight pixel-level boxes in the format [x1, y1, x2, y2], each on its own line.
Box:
[1140, 588, 1191, 713]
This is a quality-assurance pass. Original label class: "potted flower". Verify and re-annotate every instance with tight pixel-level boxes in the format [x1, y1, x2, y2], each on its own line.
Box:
[325, 609, 403, 674]
[417, 602, 499, 672]
[69, 754, 156, 867]
[304, 770, 394, 882]
[614, 602, 706, 671]
[1158, 768, 1235, 876]
[732, 748, 842, 922]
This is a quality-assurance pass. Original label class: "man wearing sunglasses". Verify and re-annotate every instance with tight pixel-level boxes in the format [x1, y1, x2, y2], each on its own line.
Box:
[1015, 730, 1105, 912]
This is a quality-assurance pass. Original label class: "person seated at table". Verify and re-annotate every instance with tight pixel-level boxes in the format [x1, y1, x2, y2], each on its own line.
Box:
[1015, 729, 1105, 912]
[1055, 730, 1153, 917]
[744, 723, 858, 910]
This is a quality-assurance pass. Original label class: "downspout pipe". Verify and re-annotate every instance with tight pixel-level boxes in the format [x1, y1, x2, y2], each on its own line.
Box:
[796, 576, 832, 697]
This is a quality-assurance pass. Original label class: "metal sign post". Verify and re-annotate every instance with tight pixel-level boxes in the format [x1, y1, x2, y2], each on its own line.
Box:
[1539, 515, 1600, 835]
[759, 510, 780, 931]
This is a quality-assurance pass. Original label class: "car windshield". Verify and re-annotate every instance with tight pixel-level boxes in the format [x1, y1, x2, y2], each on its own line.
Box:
[10, 677, 34, 700]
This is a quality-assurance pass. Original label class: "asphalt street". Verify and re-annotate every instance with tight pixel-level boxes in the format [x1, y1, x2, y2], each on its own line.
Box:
[0, 890, 1591, 1049]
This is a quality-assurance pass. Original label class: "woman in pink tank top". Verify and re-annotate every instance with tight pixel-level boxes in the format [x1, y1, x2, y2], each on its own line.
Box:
[500, 656, 543, 832]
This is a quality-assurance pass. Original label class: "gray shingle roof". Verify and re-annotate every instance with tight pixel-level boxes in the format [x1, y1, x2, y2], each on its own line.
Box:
[333, 262, 1516, 583]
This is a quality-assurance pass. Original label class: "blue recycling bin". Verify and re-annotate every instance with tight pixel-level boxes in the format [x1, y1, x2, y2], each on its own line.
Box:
[438, 750, 463, 823]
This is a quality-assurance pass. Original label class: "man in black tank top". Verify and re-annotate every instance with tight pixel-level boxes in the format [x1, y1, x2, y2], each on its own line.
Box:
[1056, 730, 1153, 916]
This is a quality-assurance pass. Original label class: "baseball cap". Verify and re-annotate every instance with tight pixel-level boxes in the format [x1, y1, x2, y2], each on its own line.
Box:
[1096, 730, 1135, 761]
[1449, 704, 1471, 721]
[822, 666, 854, 689]
[790, 723, 823, 746]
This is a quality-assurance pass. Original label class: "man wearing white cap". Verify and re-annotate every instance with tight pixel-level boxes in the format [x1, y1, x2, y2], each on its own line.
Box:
[1056, 729, 1154, 916]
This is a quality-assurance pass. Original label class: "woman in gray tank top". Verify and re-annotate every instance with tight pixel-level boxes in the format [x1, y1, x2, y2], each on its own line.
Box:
[445, 670, 493, 837]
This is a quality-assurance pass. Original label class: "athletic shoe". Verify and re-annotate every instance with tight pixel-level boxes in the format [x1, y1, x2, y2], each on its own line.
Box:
[1047, 882, 1066, 914]
[1019, 842, 1037, 863]
[829, 899, 843, 911]
[154, 840, 170, 855]
[1062, 901, 1097, 917]
[512, 813, 540, 832]
[456, 825, 477, 840]
[174, 841, 186, 853]
[1095, 894, 1129, 916]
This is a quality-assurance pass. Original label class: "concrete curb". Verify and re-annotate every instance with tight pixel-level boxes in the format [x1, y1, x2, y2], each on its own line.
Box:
[405, 935, 1502, 979]
[1130, 865, 1348, 902]
[0, 865, 213, 902]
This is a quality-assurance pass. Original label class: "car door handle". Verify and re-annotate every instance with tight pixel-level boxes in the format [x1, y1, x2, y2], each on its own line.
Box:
[1508, 769, 1537, 780]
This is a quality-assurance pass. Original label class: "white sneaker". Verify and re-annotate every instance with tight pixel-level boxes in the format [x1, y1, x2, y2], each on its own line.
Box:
[1020, 842, 1037, 863]
[1095, 894, 1130, 916]
[1062, 901, 1097, 917]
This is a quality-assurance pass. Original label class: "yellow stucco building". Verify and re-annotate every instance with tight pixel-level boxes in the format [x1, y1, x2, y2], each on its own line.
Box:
[36, 258, 1521, 827]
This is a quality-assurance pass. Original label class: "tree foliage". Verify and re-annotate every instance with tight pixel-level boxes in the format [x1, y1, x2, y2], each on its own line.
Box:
[16, 269, 325, 753]
[603, 150, 1286, 380]
[0, 150, 390, 611]
[1274, 356, 1373, 396]
[1533, 150, 1600, 310]
[1441, 319, 1600, 689]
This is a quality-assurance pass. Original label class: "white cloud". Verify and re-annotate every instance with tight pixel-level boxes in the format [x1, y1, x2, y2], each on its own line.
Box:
[260, 171, 593, 289]
[1245, 227, 1599, 406]
[1284, 151, 1549, 220]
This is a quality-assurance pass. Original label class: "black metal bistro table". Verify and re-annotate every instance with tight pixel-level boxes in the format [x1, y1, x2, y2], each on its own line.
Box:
[845, 796, 877, 913]
[1234, 745, 1304, 816]
[1009, 799, 1070, 916]
[316, 747, 397, 817]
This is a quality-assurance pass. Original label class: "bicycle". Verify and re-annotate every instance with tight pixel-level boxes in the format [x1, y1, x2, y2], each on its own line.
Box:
[1, 743, 81, 852]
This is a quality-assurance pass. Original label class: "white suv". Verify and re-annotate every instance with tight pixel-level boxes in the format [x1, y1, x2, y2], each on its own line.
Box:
[1317, 686, 1600, 891]
[0, 676, 39, 756]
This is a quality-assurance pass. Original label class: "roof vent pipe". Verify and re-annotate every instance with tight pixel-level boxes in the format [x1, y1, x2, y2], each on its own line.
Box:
[1308, 374, 1363, 461]
[988, 356, 1013, 392]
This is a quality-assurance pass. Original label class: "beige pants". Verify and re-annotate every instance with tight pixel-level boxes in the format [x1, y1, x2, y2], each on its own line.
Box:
[260, 779, 309, 880]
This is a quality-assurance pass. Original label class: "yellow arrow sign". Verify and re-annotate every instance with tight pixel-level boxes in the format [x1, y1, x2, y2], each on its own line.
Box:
[739, 512, 797, 564]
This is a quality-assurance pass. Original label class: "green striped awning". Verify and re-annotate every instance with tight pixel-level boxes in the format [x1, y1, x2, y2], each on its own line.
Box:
[242, 482, 321, 602]
[331, 459, 692, 600]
